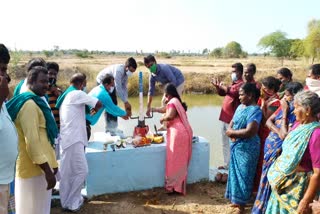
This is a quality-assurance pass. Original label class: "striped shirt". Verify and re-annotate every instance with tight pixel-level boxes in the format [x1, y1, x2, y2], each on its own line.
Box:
[96, 64, 128, 103]
[47, 88, 60, 129]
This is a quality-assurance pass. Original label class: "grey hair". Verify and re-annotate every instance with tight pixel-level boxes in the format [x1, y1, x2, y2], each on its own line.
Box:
[294, 90, 320, 117]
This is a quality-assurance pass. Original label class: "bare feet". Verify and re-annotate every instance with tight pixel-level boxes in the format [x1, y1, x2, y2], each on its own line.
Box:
[215, 172, 223, 182]
[231, 204, 244, 214]
[221, 173, 228, 183]
[215, 171, 228, 183]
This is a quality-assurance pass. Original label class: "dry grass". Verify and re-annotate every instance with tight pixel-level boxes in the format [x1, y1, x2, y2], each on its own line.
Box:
[8, 54, 317, 95]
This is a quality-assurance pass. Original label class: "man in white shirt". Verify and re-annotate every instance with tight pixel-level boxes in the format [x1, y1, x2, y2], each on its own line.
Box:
[96, 57, 137, 134]
[0, 44, 18, 214]
[59, 73, 102, 212]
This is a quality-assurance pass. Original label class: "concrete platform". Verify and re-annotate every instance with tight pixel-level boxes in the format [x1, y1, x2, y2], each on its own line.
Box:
[84, 137, 210, 198]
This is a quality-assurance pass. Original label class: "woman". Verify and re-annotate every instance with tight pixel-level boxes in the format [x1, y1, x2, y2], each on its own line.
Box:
[152, 83, 193, 195]
[225, 83, 262, 213]
[266, 90, 320, 214]
[252, 82, 303, 214]
[254, 76, 281, 192]
[276, 67, 293, 98]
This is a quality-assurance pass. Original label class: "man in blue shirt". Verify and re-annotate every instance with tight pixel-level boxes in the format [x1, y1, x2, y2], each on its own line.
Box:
[87, 74, 129, 134]
[144, 55, 185, 116]
[0, 44, 18, 214]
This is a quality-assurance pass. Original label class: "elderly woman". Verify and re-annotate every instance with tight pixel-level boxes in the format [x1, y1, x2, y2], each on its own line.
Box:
[266, 90, 320, 214]
[152, 83, 193, 195]
[225, 83, 262, 213]
[252, 82, 303, 214]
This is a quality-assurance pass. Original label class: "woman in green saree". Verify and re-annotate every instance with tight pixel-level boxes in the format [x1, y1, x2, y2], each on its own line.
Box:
[266, 90, 320, 214]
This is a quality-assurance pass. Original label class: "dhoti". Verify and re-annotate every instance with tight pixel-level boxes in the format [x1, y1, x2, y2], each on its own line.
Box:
[15, 174, 52, 214]
[60, 142, 88, 211]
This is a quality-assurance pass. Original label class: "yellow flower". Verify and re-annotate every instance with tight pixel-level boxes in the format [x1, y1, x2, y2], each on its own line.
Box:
[290, 200, 298, 208]
[281, 195, 288, 201]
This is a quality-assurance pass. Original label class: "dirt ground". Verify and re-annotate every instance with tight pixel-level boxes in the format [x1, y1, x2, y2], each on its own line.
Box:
[51, 181, 253, 214]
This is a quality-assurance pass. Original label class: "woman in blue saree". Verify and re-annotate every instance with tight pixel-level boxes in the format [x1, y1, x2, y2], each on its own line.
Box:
[225, 83, 262, 213]
[252, 82, 303, 214]
[266, 90, 320, 214]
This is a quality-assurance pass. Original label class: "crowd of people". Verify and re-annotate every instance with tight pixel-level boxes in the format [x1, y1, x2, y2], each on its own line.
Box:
[214, 62, 320, 213]
[0, 43, 191, 214]
[1, 41, 320, 214]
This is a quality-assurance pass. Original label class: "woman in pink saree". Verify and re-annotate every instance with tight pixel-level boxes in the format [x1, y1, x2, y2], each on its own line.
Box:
[153, 83, 193, 195]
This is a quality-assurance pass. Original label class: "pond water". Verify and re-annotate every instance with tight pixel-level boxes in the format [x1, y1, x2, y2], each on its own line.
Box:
[91, 94, 224, 167]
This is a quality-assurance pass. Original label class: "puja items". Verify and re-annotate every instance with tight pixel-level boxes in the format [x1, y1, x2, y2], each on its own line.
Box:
[130, 72, 153, 147]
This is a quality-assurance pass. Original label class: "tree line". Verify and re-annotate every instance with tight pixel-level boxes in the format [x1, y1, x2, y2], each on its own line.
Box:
[209, 19, 320, 63]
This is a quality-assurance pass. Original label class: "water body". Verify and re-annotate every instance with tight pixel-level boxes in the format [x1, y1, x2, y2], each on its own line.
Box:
[91, 94, 223, 167]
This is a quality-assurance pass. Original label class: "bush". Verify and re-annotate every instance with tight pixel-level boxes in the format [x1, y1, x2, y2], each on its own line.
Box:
[75, 50, 92, 58]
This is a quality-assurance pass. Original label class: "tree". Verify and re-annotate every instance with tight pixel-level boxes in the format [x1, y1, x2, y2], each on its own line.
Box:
[258, 31, 291, 63]
[210, 47, 223, 58]
[202, 48, 209, 55]
[43, 50, 54, 58]
[223, 41, 242, 58]
[289, 39, 305, 59]
[305, 19, 320, 63]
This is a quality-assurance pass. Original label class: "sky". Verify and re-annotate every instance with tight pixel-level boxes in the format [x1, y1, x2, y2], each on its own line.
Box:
[1, 0, 320, 53]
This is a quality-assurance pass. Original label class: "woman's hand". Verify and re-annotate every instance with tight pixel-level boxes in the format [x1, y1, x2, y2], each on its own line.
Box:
[160, 117, 165, 124]
[278, 131, 287, 140]
[280, 98, 289, 112]
[309, 200, 320, 214]
[297, 199, 311, 214]
[226, 128, 233, 137]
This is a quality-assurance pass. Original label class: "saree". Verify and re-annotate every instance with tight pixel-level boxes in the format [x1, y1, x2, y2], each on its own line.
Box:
[254, 97, 280, 192]
[252, 104, 296, 214]
[225, 105, 262, 205]
[165, 98, 193, 195]
[265, 121, 320, 214]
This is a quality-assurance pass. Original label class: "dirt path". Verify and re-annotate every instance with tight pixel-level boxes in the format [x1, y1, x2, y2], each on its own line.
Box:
[51, 181, 253, 214]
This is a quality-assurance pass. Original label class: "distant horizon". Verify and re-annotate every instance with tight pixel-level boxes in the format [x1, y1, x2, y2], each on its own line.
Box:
[2, 0, 319, 54]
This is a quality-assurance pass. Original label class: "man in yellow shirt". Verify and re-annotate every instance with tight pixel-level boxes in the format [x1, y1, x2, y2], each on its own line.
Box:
[6, 66, 58, 214]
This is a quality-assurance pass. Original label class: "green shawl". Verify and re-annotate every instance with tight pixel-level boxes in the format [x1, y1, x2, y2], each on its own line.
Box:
[6, 92, 58, 146]
[55, 85, 77, 109]
[55, 85, 90, 113]
[13, 79, 25, 97]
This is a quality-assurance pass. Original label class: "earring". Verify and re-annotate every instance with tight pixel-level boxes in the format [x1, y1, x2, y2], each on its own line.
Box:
[306, 112, 309, 117]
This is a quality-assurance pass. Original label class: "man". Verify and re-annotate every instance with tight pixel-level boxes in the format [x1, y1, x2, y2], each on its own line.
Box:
[46, 62, 62, 128]
[86, 74, 129, 127]
[305, 63, 320, 96]
[0, 44, 18, 214]
[58, 73, 102, 212]
[96, 57, 137, 134]
[46, 62, 62, 159]
[243, 63, 261, 89]
[210, 62, 244, 183]
[13, 58, 47, 96]
[144, 55, 185, 117]
[6, 66, 58, 214]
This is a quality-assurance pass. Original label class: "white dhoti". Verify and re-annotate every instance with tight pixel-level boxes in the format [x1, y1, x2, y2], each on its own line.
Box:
[15, 174, 52, 214]
[221, 122, 230, 169]
[60, 142, 88, 211]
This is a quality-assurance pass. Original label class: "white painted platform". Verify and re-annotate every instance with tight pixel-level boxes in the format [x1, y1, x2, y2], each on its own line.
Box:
[83, 137, 210, 198]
